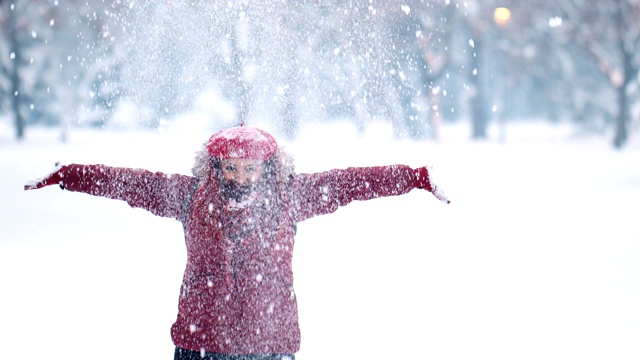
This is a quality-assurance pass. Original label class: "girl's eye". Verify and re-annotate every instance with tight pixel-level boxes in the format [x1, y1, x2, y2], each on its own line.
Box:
[224, 165, 237, 171]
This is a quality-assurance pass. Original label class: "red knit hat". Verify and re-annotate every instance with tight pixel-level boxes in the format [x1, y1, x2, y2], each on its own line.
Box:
[205, 125, 278, 161]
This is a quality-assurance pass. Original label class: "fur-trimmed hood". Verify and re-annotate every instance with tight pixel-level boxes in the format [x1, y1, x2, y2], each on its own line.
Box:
[191, 142, 296, 188]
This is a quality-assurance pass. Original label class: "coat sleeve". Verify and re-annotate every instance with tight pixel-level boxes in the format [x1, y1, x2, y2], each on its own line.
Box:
[291, 164, 417, 222]
[60, 164, 194, 220]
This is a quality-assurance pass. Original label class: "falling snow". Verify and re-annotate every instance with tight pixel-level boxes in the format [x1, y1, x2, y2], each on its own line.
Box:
[2, 1, 640, 359]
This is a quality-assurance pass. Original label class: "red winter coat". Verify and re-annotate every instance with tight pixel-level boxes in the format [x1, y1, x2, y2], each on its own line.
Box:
[58, 159, 418, 354]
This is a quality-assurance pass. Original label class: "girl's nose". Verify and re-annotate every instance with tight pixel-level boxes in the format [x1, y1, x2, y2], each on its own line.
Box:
[235, 172, 255, 185]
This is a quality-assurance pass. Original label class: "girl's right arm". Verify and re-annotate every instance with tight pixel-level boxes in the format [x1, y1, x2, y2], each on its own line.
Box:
[25, 163, 194, 220]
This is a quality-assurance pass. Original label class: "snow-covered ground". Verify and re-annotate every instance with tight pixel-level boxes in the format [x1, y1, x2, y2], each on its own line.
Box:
[1, 120, 639, 360]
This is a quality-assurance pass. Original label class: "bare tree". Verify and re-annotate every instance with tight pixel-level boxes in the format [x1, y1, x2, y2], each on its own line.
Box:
[0, 1, 33, 140]
[0, 1, 125, 140]
[559, 0, 640, 148]
[459, 0, 497, 140]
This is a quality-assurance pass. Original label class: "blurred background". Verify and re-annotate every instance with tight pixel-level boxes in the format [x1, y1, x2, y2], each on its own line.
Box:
[0, 0, 638, 148]
[2, 2, 640, 359]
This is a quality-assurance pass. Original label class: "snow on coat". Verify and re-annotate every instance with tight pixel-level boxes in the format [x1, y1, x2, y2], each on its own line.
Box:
[55, 146, 418, 354]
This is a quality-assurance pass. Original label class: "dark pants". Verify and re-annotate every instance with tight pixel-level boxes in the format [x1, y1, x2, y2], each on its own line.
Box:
[174, 347, 295, 360]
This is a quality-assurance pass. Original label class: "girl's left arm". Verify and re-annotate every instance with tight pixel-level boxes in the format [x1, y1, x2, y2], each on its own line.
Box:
[291, 164, 418, 222]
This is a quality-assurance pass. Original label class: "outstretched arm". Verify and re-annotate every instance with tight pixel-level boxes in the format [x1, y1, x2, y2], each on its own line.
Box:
[292, 164, 449, 221]
[25, 163, 194, 220]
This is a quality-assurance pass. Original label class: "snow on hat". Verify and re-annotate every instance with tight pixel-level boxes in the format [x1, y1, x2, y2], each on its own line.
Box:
[206, 125, 278, 161]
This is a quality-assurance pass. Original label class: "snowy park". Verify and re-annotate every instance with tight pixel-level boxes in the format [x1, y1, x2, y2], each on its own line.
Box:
[1, 119, 639, 360]
[2, 1, 640, 359]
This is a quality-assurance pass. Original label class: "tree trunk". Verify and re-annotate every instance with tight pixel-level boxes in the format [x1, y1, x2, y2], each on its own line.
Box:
[8, 9, 25, 140]
[277, 22, 299, 140]
[279, 85, 298, 140]
[613, 85, 628, 148]
[612, 0, 632, 149]
[228, 28, 250, 126]
[470, 36, 488, 139]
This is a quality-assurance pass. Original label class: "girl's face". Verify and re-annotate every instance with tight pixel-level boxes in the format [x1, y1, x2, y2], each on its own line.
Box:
[220, 158, 265, 186]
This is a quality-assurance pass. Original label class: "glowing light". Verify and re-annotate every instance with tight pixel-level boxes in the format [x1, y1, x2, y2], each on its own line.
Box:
[494, 7, 511, 27]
